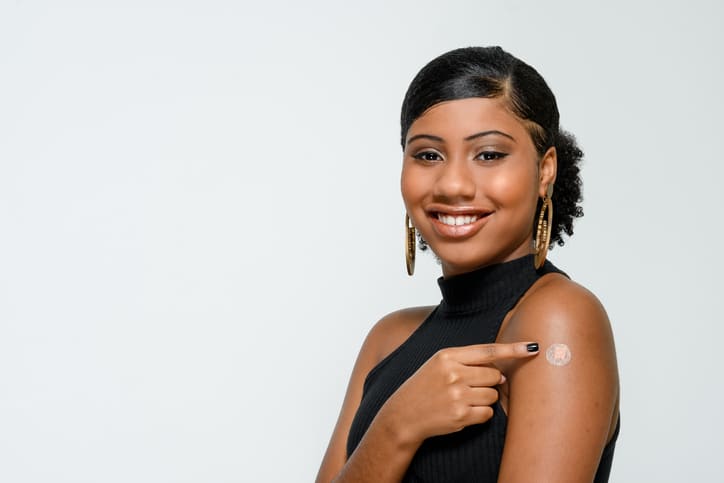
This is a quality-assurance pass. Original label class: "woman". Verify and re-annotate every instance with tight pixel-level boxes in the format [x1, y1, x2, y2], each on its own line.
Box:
[316, 46, 620, 482]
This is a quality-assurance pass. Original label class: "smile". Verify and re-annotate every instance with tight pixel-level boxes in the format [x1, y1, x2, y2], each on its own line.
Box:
[428, 209, 493, 239]
[437, 214, 479, 226]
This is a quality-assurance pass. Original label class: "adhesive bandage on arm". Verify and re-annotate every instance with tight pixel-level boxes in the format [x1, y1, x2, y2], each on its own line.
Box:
[545, 343, 571, 366]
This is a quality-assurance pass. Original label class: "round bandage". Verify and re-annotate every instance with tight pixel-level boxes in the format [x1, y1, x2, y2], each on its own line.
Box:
[545, 343, 571, 366]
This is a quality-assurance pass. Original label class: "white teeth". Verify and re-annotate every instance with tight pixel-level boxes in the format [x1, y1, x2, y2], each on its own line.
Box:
[437, 214, 479, 226]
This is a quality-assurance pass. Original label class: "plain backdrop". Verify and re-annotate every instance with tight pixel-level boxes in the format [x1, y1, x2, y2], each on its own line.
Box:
[1, 1, 722, 481]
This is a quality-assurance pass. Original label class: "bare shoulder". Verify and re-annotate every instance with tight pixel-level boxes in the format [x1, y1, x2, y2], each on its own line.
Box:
[496, 272, 619, 390]
[365, 306, 436, 366]
[500, 273, 614, 347]
[498, 273, 618, 388]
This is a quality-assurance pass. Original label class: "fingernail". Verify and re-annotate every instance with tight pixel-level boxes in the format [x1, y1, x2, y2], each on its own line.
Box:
[499, 374, 507, 384]
[526, 343, 539, 352]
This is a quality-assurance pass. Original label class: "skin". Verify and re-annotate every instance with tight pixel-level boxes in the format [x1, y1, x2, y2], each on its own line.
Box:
[316, 97, 619, 483]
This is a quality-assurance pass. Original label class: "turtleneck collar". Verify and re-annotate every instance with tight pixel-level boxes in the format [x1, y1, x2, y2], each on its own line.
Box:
[437, 254, 542, 313]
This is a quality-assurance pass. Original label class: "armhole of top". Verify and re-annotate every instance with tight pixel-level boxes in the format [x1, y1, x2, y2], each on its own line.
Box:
[361, 306, 439, 392]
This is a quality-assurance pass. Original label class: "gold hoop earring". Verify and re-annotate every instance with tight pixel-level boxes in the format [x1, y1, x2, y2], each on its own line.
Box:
[405, 214, 416, 276]
[534, 185, 554, 269]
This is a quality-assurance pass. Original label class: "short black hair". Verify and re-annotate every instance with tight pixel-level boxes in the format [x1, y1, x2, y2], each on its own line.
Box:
[400, 46, 583, 249]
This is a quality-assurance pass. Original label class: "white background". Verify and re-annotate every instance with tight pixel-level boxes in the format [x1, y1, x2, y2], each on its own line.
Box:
[1, 1, 722, 481]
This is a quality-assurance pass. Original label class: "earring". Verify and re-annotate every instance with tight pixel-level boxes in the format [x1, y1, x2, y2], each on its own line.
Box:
[405, 213, 416, 276]
[534, 184, 554, 269]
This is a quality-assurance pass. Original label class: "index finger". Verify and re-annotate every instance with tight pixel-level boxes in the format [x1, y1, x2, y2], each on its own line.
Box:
[452, 342, 539, 365]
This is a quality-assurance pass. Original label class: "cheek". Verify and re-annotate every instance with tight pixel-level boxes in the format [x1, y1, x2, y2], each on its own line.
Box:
[484, 165, 537, 207]
[400, 163, 426, 205]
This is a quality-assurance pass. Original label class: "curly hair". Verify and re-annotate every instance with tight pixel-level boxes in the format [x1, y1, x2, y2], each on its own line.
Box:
[400, 46, 583, 250]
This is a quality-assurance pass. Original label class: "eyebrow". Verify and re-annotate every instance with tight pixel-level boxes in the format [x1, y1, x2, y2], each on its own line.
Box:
[405, 130, 516, 146]
[464, 130, 516, 142]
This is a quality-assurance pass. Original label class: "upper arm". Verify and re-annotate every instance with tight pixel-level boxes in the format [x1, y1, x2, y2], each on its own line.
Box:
[496, 277, 619, 483]
[315, 307, 434, 483]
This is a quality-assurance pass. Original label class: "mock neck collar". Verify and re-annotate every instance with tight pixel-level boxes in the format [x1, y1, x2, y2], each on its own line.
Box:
[437, 254, 540, 313]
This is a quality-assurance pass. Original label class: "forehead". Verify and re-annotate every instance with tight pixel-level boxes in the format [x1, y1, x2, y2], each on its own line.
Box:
[408, 97, 527, 140]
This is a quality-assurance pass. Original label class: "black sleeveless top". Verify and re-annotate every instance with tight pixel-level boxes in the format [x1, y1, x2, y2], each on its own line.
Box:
[347, 255, 619, 482]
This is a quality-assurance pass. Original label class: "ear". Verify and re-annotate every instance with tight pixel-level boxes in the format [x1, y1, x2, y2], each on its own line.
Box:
[538, 146, 557, 198]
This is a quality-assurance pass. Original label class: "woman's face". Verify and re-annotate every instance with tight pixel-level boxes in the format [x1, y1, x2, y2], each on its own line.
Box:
[401, 97, 556, 277]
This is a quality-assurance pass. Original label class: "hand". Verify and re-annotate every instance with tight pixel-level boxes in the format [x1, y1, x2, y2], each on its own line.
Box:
[378, 342, 539, 447]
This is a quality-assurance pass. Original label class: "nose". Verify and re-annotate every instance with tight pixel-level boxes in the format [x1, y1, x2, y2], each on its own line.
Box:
[433, 157, 476, 202]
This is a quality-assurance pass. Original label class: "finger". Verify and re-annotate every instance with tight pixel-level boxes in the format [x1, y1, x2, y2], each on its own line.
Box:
[458, 365, 502, 387]
[465, 405, 495, 426]
[453, 342, 540, 365]
[465, 386, 499, 407]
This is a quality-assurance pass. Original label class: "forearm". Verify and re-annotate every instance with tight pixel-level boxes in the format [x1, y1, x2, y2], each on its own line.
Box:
[329, 412, 421, 483]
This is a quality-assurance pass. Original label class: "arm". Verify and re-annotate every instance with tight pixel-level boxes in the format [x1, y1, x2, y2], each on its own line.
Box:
[315, 308, 432, 483]
[496, 276, 620, 482]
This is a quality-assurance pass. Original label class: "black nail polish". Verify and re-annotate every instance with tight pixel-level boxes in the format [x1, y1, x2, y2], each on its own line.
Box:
[526, 343, 539, 352]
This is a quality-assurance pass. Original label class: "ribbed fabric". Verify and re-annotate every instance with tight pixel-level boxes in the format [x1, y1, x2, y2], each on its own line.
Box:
[346, 254, 619, 482]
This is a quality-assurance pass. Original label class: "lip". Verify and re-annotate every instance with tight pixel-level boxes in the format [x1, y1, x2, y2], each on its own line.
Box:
[426, 206, 493, 240]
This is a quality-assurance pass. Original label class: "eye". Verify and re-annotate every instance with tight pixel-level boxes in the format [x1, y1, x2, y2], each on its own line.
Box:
[476, 151, 508, 162]
[413, 151, 443, 163]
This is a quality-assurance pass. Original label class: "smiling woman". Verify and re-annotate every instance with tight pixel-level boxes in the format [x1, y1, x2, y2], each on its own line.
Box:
[402, 97, 551, 276]
[316, 46, 619, 483]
